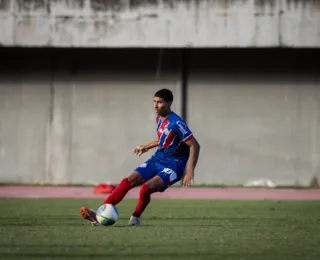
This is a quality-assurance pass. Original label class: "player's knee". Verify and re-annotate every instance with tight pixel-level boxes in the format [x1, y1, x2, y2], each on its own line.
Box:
[128, 172, 145, 187]
[145, 176, 165, 192]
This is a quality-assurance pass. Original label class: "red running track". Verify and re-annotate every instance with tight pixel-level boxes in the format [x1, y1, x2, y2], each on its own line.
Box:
[0, 186, 320, 200]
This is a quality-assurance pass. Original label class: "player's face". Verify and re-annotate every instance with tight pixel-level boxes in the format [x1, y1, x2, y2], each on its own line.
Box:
[153, 96, 170, 116]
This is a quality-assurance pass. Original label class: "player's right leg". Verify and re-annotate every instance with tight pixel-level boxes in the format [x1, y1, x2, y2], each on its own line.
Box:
[80, 207, 100, 226]
[103, 171, 145, 205]
[80, 172, 144, 226]
[80, 159, 157, 226]
[104, 159, 157, 207]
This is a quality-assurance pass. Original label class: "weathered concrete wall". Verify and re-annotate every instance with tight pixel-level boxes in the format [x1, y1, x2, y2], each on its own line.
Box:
[0, 0, 320, 47]
[0, 48, 319, 186]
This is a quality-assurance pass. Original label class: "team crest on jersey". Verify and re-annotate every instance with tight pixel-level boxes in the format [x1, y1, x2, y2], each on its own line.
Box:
[163, 128, 169, 135]
[139, 163, 147, 168]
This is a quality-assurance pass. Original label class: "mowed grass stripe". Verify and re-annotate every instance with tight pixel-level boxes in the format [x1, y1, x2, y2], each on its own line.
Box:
[0, 199, 319, 260]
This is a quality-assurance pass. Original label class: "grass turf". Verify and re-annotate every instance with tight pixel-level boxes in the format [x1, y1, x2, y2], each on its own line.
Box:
[0, 199, 320, 260]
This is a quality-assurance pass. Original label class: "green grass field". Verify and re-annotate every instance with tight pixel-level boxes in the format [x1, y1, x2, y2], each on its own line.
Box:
[0, 199, 320, 260]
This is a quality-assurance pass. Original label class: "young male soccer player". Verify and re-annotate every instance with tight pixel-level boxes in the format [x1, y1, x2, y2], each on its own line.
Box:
[80, 88, 201, 226]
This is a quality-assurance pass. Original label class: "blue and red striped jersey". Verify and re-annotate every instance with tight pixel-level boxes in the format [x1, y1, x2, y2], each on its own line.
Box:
[152, 111, 193, 166]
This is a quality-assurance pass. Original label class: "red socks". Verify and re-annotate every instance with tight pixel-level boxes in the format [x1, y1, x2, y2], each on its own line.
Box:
[104, 179, 153, 218]
[104, 178, 133, 205]
[132, 184, 152, 217]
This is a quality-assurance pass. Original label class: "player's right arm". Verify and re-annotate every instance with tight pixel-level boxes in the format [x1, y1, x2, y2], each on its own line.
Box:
[142, 139, 159, 151]
[133, 139, 159, 156]
[134, 116, 160, 156]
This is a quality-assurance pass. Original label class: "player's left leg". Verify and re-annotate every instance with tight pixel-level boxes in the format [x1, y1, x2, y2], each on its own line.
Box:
[128, 166, 182, 226]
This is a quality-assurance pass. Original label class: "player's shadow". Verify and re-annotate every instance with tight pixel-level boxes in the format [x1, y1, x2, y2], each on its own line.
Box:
[107, 224, 154, 228]
[144, 216, 217, 220]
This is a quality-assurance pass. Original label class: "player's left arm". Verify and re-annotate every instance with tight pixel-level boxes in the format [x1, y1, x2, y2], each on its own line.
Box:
[172, 121, 201, 187]
[183, 135, 200, 187]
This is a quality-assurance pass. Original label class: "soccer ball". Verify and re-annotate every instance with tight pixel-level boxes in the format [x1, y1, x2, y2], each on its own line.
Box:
[96, 204, 119, 226]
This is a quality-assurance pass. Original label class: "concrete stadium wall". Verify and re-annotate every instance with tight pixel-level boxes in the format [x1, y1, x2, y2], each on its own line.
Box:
[1, 0, 320, 47]
[188, 50, 320, 186]
[0, 48, 319, 186]
[0, 48, 182, 185]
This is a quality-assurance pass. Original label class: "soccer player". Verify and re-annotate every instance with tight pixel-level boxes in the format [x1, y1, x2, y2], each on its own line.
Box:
[80, 88, 201, 226]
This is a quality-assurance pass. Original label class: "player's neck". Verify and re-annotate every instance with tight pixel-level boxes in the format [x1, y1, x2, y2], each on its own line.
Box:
[159, 110, 172, 120]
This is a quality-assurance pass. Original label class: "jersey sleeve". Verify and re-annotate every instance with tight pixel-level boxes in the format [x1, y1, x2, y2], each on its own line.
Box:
[172, 120, 193, 142]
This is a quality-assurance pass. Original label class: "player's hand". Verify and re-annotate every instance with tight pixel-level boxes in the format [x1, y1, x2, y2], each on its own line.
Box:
[183, 170, 194, 187]
[133, 145, 148, 156]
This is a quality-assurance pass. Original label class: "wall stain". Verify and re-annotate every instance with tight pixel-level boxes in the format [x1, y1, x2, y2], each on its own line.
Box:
[162, 0, 174, 9]
[12, 0, 320, 13]
[255, 0, 276, 8]
[129, 0, 158, 9]
[255, 0, 277, 16]
[56, 0, 85, 9]
[91, 0, 125, 12]
[16, 0, 46, 12]
[0, 0, 10, 11]
[286, 0, 320, 9]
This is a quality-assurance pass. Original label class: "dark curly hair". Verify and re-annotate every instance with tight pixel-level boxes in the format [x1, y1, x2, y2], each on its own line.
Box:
[154, 88, 173, 103]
